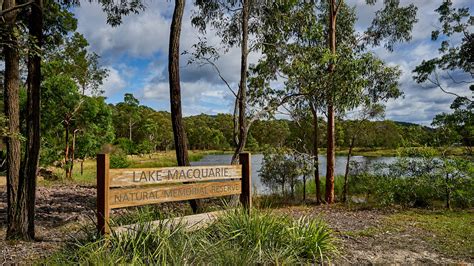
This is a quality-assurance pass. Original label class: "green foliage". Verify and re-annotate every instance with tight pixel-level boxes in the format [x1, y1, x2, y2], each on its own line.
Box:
[47, 208, 337, 264]
[349, 157, 474, 208]
[259, 148, 313, 197]
[110, 150, 130, 169]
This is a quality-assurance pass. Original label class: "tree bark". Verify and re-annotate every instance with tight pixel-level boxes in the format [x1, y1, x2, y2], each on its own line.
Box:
[231, 0, 250, 165]
[64, 123, 71, 179]
[68, 129, 78, 179]
[302, 174, 306, 201]
[4, 0, 27, 240]
[343, 136, 355, 203]
[21, 0, 43, 238]
[310, 104, 321, 204]
[128, 118, 132, 142]
[445, 172, 451, 210]
[325, 0, 337, 204]
[169, 0, 199, 213]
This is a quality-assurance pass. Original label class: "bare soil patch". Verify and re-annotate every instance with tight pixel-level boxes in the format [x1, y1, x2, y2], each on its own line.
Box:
[276, 204, 471, 264]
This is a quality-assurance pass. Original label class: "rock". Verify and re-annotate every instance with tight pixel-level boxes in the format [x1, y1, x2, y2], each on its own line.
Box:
[38, 167, 61, 181]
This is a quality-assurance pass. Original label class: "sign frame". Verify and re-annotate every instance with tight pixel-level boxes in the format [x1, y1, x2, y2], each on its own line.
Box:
[96, 153, 251, 235]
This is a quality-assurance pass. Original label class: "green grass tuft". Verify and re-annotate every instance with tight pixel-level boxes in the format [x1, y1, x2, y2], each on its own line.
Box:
[46, 208, 337, 265]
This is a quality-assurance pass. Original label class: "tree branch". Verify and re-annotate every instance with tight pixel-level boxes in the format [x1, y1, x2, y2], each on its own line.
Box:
[0, 0, 34, 17]
[428, 71, 473, 103]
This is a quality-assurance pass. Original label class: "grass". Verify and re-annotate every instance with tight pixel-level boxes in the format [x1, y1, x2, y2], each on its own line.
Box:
[41, 150, 221, 186]
[343, 209, 474, 259]
[46, 208, 337, 265]
[386, 210, 474, 258]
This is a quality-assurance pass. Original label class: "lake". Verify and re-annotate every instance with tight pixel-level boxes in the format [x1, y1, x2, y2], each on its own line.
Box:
[191, 153, 396, 194]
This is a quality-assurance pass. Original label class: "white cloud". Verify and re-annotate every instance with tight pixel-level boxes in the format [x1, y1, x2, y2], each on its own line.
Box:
[73, 0, 472, 124]
[101, 67, 127, 97]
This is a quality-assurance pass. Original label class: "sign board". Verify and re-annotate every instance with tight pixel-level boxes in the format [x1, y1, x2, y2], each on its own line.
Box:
[96, 153, 251, 235]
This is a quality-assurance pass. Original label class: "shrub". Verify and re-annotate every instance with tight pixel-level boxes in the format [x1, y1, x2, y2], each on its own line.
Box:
[47, 208, 337, 264]
[110, 151, 130, 169]
[348, 157, 474, 208]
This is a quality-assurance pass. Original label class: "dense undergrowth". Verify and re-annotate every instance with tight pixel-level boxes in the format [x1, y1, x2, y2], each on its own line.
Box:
[46, 208, 337, 265]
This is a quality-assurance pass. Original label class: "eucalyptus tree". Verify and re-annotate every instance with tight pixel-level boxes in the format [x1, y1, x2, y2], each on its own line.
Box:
[413, 0, 473, 155]
[1, 0, 142, 239]
[321, 0, 417, 203]
[169, 0, 201, 212]
[342, 103, 385, 202]
[251, 0, 412, 203]
[191, 0, 271, 164]
[413, 0, 473, 102]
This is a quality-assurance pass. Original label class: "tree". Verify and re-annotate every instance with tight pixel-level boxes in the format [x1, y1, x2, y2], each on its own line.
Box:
[62, 32, 108, 95]
[342, 104, 385, 202]
[323, 0, 416, 203]
[413, 0, 473, 102]
[191, 0, 265, 164]
[169, 0, 199, 213]
[22, 0, 43, 239]
[1, 0, 143, 241]
[3, 0, 23, 239]
[413, 0, 473, 154]
[432, 97, 473, 155]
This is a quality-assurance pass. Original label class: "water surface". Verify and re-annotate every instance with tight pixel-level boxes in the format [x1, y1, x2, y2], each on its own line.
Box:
[191, 154, 396, 194]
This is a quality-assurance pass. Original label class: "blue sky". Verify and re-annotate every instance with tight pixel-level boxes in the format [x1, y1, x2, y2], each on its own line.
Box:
[73, 0, 473, 125]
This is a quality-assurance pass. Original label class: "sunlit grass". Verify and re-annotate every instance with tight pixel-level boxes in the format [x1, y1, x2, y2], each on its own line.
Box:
[46, 208, 337, 264]
[386, 210, 474, 258]
[40, 150, 223, 186]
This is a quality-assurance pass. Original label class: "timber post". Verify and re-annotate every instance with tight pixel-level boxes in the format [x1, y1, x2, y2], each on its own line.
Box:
[97, 153, 110, 235]
[239, 152, 252, 210]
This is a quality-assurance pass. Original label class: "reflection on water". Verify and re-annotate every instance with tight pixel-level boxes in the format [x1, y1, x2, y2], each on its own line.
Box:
[191, 153, 397, 194]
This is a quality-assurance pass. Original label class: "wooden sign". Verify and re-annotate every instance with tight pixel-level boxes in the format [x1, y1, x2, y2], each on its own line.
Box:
[109, 181, 242, 208]
[96, 153, 251, 235]
[109, 165, 242, 187]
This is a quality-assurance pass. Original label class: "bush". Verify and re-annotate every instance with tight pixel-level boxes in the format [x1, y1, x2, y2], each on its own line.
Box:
[348, 157, 474, 208]
[110, 151, 130, 169]
[47, 208, 337, 264]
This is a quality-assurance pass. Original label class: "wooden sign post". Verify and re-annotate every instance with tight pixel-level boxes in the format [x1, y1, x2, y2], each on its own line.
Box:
[97, 153, 251, 235]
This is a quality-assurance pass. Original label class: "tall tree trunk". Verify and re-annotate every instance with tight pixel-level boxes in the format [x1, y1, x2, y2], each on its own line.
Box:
[169, 0, 199, 213]
[310, 104, 321, 204]
[302, 174, 306, 201]
[4, 0, 26, 240]
[343, 136, 354, 203]
[68, 129, 77, 179]
[128, 118, 132, 142]
[21, 0, 43, 239]
[445, 172, 451, 210]
[325, 0, 337, 204]
[231, 0, 250, 165]
[80, 160, 84, 175]
[64, 123, 71, 179]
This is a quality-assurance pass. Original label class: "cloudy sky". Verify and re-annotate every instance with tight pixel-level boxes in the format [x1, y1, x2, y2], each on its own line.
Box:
[73, 0, 473, 125]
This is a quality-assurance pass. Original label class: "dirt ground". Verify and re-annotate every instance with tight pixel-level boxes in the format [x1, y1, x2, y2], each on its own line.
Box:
[0, 184, 472, 264]
[277, 205, 468, 264]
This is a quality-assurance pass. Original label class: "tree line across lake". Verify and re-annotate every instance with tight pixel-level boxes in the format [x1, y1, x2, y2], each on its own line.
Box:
[28, 92, 444, 166]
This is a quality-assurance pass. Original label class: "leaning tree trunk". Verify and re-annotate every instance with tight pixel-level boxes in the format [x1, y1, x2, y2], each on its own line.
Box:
[343, 136, 355, 203]
[310, 104, 321, 204]
[231, 0, 250, 165]
[4, 0, 26, 240]
[21, 0, 43, 239]
[325, 0, 337, 204]
[169, 0, 199, 213]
